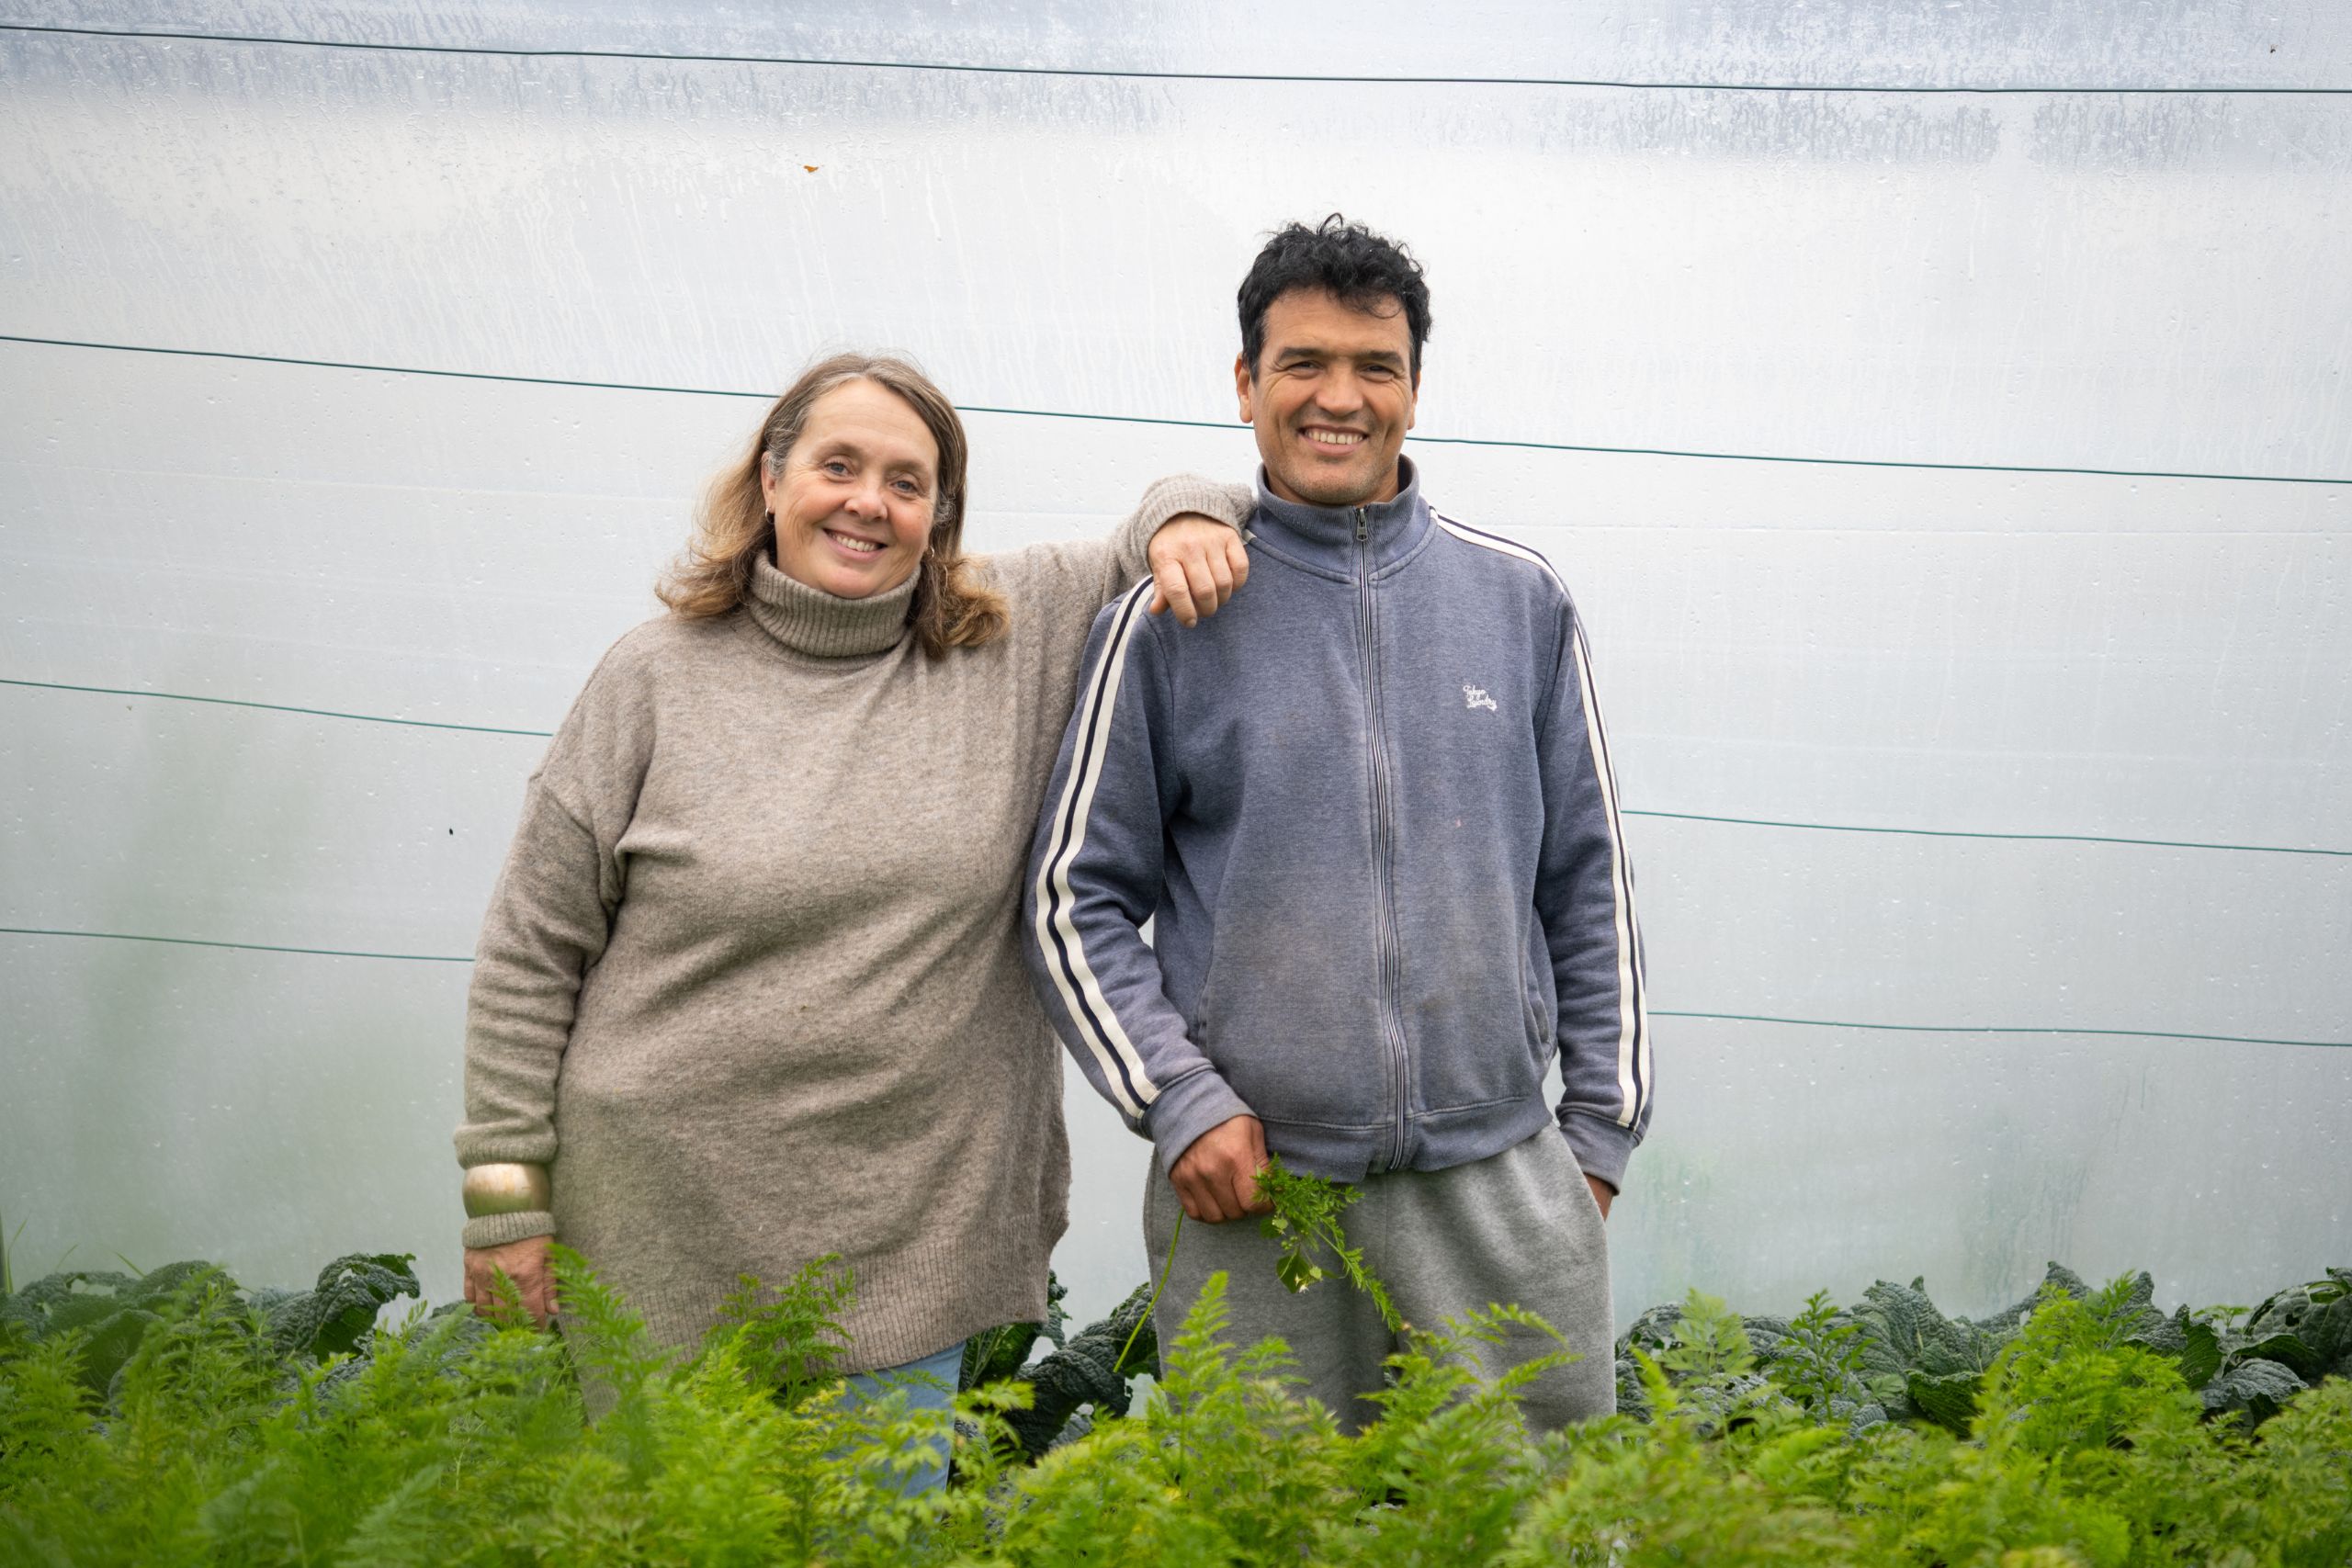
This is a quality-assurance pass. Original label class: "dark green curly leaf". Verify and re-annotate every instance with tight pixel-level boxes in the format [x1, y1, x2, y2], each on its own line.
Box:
[960, 1275, 1068, 1393]
[2165, 1313, 2224, 1391]
[8, 1271, 137, 1340]
[1905, 1368, 1984, 1435]
[1742, 1314, 1792, 1358]
[1852, 1279, 2007, 1382]
[2239, 1271, 2352, 1381]
[74, 1307, 164, 1397]
[2199, 1358, 2307, 1427]
[263, 1253, 419, 1359]
[1668, 1371, 1793, 1436]
[1615, 1302, 1683, 1358]
[997, 1281, 1155, 1462]
[1612, 1351, 1653, 1423]
[1973, 1262, 2090, 1334]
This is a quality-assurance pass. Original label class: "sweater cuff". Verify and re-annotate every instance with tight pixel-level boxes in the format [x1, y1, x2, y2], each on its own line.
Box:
[1138, 474, 1252, 534]
[1143, 1067, 1256, 1180]
[1557, 1111, 1636, 1192]
[462, 1211, 558, 1250]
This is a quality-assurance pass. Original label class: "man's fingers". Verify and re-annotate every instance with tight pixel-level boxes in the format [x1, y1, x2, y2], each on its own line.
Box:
[1227, 1162, 1259, 1219]
[1242, 1123, 1272, 1213]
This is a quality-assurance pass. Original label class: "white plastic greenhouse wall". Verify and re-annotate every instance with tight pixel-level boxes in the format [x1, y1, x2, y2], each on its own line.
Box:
[4, 3, 2347, 1337]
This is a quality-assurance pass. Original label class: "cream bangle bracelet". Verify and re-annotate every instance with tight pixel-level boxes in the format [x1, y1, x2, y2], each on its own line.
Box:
[462, 1162, 552, 1219]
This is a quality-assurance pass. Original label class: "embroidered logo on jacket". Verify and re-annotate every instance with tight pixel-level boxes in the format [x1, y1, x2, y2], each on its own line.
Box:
[1463, 684, 1498, 713]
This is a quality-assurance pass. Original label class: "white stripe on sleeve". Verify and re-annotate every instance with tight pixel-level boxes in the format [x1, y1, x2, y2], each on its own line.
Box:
[1031, 583, 1162, 1118]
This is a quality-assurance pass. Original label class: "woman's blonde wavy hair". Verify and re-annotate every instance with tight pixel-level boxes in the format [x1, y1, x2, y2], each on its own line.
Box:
[657, 352, 1008, 658]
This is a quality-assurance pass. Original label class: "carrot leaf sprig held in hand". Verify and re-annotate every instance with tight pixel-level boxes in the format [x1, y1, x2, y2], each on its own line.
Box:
[1254, 1156, 1403, 1333]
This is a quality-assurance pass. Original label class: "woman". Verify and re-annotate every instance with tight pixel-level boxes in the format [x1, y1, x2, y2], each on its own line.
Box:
[453, 352, 1249, 1400]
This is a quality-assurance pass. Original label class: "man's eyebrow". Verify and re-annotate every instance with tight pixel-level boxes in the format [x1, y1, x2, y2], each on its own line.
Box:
[1271, 343, 1408, 367]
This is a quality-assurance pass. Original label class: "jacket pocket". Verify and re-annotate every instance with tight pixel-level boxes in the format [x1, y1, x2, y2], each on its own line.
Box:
[1520, 918, 1557, 1053]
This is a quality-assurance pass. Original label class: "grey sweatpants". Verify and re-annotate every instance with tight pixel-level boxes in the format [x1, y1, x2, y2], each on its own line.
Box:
[1143, 1125, 1615, 1434]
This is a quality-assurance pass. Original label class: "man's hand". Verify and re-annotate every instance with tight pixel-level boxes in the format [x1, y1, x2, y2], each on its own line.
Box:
[1586, 1173, 1614, 1220]
[1147, 514, 1250, 626]
[1170, 1113, 1273, 1222]
[464, 1235, 557, 1327]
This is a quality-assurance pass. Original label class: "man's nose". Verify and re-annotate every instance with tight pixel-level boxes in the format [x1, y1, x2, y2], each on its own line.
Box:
[1313, 367, 1367, 413]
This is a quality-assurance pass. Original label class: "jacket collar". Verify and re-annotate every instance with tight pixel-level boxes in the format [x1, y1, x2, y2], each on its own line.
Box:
[1250, 457, 1430, 576]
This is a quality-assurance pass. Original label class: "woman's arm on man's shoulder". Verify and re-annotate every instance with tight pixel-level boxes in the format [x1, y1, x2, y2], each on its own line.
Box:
[979, 474, 1256, 639]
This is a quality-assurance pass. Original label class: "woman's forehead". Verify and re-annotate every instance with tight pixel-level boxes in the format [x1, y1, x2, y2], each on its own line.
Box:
[802, 379, 937, 466]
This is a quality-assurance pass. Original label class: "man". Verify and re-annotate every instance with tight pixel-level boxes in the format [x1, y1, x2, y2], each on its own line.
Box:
[1022, 214, 1650, 1430]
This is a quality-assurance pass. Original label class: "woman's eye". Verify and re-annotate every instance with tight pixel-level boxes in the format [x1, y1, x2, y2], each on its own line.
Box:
[892, 478, 922, 495]
[823, 460, 852, 477]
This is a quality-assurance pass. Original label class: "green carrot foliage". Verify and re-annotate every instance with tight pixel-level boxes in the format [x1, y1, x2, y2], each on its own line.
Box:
[2, 1242, 2346, 1565]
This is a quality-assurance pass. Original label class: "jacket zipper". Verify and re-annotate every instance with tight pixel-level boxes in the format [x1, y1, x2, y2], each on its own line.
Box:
[1357, 506, 1412, 1170]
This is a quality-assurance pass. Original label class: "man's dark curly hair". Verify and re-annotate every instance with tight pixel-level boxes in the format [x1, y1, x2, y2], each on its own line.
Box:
[1238, 213, 1432, 379]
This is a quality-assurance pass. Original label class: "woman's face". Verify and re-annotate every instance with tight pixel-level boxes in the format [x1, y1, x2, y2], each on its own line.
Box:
[760, 378, 940, 599]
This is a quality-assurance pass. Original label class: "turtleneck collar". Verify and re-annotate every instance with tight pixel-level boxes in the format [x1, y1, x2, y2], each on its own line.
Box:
[1250, 456, 1431, 577]
[741, 549, 918, 659]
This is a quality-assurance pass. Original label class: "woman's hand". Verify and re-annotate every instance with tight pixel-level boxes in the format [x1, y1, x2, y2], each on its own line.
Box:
[1147, 514, 1250, 626]
[464, 1235, 557, 1326]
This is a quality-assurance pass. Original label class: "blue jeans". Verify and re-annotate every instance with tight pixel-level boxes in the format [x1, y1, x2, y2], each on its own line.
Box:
[840, 1339, 964, 1495]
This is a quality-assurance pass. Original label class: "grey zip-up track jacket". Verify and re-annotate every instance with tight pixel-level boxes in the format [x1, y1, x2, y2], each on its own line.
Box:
[1023, 462, 1652, 1190]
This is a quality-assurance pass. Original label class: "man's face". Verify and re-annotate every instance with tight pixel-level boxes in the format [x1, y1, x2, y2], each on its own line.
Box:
[1236, 288, 1419, 508]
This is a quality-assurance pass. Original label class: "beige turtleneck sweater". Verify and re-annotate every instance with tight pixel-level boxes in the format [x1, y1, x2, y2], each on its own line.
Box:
[455, 479, 1247, 1369]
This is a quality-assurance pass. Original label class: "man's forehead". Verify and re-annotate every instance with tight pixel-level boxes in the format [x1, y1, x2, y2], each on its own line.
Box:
[1264, 288, 1411, 352]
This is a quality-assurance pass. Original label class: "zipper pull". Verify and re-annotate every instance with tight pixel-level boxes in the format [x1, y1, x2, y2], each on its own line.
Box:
[1354, 506, 1369, 544]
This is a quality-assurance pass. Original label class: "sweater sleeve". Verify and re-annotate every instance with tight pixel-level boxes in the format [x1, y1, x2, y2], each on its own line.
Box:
[1022, 592, 1252, 1178]
[980, 474, 1254, 654]
[1533, 600, 1652, 1192]
[452, 637, 653, 1248]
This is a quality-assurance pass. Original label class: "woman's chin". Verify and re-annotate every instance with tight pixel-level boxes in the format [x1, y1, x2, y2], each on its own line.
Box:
[780, 550, 915, 600]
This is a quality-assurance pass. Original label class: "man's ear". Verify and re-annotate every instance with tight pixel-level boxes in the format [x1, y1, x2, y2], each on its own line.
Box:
[1234, 351, 1256, 424]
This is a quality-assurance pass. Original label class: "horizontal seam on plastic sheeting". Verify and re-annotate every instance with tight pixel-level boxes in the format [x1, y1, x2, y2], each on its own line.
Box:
[0, 927, 474, 964]
[6, 335, 2350, 488]
[1621, 809, 2351, 858]
[5, 24, 2348, 95]
[0, 679, 555, 737]
[4, 930, 2341, 1047]
[1654, 1010, 2350, 1049]
[8, 680, 2347, 860]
